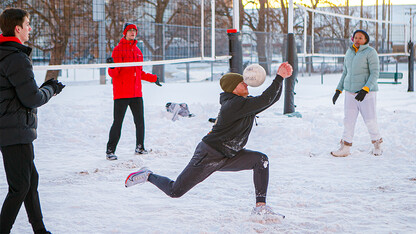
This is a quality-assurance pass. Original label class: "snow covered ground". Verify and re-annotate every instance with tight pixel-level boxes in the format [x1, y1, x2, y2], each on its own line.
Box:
[1, 63, 415, 233]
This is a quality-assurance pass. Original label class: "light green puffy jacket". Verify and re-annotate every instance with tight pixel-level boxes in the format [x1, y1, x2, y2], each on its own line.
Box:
[336, 44, 379, 93]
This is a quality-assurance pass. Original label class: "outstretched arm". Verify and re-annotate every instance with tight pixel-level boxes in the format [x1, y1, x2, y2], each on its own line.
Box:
[255, 62, 293, 113]
[229, 62, 293, 117]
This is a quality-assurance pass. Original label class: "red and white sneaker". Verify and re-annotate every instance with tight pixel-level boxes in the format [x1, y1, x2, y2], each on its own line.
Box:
[125, 167, 152, 188]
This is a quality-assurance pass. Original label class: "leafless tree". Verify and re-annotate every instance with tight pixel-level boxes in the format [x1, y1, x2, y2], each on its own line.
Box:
[20, 0, 94, 81]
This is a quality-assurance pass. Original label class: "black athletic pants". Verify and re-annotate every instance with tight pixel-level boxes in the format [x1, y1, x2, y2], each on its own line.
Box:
[0, 143, 45, 233]
[148, 141, 269, 203]
[107, 97, 144, 154]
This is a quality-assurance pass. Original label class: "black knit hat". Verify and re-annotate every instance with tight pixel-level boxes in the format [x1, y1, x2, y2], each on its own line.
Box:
[352, 30, 369, 44]
[220, 73, 243, 93]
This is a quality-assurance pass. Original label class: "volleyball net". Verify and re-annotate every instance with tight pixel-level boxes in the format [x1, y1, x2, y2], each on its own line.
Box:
[296, 4, 410, 58]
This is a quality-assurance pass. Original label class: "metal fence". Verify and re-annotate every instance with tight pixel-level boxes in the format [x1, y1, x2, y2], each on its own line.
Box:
[1, 1, 412, 82]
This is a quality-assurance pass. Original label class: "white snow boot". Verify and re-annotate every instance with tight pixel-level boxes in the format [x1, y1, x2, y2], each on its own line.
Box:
[372, 138, 383, 156]
[331, 140, 352, 157]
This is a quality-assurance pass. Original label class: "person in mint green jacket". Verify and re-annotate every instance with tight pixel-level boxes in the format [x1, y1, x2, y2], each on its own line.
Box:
[331, 30, 383, 157]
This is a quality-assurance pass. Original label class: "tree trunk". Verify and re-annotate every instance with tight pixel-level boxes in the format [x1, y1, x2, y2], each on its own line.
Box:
[45, 44, 67, 81]
[44, 0, 72, 81]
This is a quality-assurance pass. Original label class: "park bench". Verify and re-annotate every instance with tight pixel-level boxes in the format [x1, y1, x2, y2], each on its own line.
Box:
[378, 72, 403, 84]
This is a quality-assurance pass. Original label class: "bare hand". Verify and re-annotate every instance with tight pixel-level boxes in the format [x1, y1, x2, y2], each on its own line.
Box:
[277, 62, 293, 79]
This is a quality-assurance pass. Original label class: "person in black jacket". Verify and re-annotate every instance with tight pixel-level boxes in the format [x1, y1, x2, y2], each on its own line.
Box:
[0, 8, 64, 234]
[124, 62, 292, 215]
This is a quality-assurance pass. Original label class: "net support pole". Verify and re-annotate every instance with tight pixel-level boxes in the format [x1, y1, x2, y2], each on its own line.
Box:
[201, 0, 204, 59]
[227, 29, 243, 74]
[211, 0, 215, 59]
[408, 40, 414, 92]
[233, 0, 239, 31]
[284, 0, 298, 115]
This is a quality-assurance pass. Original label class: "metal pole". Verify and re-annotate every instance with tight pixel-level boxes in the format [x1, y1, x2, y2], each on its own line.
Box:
[409, 41, 414, 92]
[186, 63, 190, 83]
[381, 0, 385, 71]
[211, 61, 214, 81]
[321, 62, 324, 85]
[376, 0, 379, 51]
[233, 0, 239, 31]
[201, 0, 204, 59]
[408, 9, 415, 92]
[227, 29, 243, 74]
[99, 21, 106, 84]
[211, 0, 215, 59]
[161, 23, 165, 82]
[93, 0, 106, 84]
[284, 0, 298, 115]
[187, 27, 190, 83]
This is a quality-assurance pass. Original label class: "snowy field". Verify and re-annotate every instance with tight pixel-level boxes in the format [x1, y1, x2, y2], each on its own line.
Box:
[1, 63, 415, 233]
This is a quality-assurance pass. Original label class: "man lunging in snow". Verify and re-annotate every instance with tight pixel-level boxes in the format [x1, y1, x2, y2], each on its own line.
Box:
[124, 62, 292, 215]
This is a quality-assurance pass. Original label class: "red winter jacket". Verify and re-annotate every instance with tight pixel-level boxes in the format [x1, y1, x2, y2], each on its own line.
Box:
[108, 37, 157, 99]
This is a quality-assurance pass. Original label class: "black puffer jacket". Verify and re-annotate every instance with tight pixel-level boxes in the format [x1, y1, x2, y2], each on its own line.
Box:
[0, 36, 54, 146]
[202, 75, 284, 158]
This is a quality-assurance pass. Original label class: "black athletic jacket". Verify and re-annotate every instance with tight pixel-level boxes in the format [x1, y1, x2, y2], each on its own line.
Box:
[202, 75, 284, 158]
[0, 36, 54, 146]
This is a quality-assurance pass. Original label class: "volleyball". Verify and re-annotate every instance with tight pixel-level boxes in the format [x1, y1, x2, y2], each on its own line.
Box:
[243, 64, 266, 87]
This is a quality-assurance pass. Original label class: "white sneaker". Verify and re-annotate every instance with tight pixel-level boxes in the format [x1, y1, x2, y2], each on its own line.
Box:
[135, 144, 149, 155]
[252, 205, 285, 219]
[372, 138, 383, 156]
[331, 140, 352, 157]
[106, 153, 118, 160]
[125, 167, 152, 188]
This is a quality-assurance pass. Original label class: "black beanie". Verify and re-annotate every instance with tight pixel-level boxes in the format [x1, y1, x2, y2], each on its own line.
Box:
[220, 73, 243, 93]
[352, 30, 369, 44]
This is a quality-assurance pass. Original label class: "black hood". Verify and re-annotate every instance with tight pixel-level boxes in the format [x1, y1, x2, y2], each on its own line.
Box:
[219, 92, 237, 105]
[0, 41, 31, 61]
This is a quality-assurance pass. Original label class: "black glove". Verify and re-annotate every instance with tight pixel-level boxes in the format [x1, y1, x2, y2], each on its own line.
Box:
[40, 79, 65, 95]
[40, 79, 58, 92]
[155, 78, 162, 87]
[332, 90, 341, 105]
[355, 89, 368, 102]
[106, 57, 114, 63]
[106, 57, 115, 69]
[55, 81, 65, 94]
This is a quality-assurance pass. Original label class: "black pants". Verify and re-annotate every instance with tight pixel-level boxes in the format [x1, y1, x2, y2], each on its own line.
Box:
[148, 141, 269, 203]
[0, 143, 45, 233]
[107, 97, 144, 153]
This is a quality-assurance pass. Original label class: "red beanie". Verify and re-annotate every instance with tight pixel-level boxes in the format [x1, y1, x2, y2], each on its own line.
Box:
[123, 23, 138, 36]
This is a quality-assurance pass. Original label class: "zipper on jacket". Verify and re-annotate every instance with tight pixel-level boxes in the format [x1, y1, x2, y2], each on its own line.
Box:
[26, 109, 30, 125]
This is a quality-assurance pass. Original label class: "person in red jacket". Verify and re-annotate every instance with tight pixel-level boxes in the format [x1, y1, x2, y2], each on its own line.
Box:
[106, 23, 161, 160]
